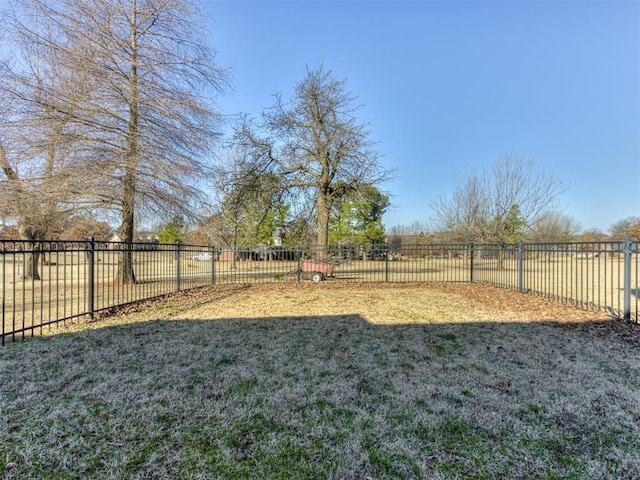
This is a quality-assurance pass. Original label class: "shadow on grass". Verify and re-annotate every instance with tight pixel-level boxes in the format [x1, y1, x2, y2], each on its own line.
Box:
[1, 314, 639, 480]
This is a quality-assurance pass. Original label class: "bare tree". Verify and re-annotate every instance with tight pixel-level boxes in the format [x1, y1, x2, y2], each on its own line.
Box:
[392, 221, 430, 237]
[61, 215, 112, 241]
[577, 228, 608, 242]
[610, 216, 640, 241]
[187, 212, 227, 246]
[627, 221, 640, 241]
[235, 66, 391, 251]
[5, 0, 229, 282]
[527, 212, 581, 243]
[0, 17, 93, 278]
[432, 154, 566, 244]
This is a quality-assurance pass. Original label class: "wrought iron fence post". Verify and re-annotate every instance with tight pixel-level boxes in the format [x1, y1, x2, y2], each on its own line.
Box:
[87, 236, 95, 319]
[518, 240, 524, 293]
[624, 237, 632, 321]
[385, 245, 389, 283]
[1, 242, 5, 345]
[469, 243, 474, 283]
[176, 241, 181, 292]
[297, 249, 302, 284]
[211, 244, 216, 285]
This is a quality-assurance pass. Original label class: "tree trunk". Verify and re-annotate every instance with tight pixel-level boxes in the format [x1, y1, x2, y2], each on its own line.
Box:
[116, 2, 139, 285]
[230, 245, 237, 270]
[315, 193, 331, 258]
[117, 242, 136, 284]
[24, 243, 41, 281]
[117, 168, 137, 283]
[19, 227, 41, 280]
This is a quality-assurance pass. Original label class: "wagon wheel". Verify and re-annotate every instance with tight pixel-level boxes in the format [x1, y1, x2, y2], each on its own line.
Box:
[311, 272, 324, 282]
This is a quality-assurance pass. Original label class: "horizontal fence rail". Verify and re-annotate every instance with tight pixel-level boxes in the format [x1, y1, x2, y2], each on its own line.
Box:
[2, 239, 638, 344]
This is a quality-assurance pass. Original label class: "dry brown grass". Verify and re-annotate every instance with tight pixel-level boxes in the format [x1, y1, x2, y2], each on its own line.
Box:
[1, 283, 639, 479]
[4, 252, 637, 339]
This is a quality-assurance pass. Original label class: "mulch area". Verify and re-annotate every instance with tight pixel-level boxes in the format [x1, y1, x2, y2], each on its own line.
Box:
[423, 282, 639, 346]
[93, 281, 639, 346]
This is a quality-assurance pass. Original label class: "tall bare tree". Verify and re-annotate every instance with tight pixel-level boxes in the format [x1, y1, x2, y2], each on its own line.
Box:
[236, 66, 390, 250]
[4, 0, 228, 282]
[0, 16, 93, 278]
[432, 154, 566, 244]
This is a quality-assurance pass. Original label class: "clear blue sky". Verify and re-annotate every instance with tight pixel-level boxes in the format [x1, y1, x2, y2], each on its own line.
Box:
[206, 0, 639, 234]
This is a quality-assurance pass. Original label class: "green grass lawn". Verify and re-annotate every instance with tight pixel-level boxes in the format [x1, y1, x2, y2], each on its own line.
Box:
[1, 284, 639, 479]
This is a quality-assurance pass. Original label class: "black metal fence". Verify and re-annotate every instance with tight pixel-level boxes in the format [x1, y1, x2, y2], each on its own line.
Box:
[470, 240, 639, 321]
[2, 238, 638, 344]
[1, 239, 216, 344]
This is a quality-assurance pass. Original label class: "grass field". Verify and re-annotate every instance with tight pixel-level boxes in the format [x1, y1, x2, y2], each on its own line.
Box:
[1, 283, 639, 479]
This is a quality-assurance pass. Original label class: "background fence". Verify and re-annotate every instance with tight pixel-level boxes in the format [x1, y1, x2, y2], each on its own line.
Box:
[2, 238, 638, 344]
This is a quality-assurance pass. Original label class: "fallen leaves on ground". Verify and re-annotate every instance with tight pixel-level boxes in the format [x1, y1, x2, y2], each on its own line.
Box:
[89, 281, 638, 345]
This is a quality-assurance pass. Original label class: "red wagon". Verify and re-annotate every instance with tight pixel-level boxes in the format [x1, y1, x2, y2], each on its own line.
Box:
[300, 259, 334, 282]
